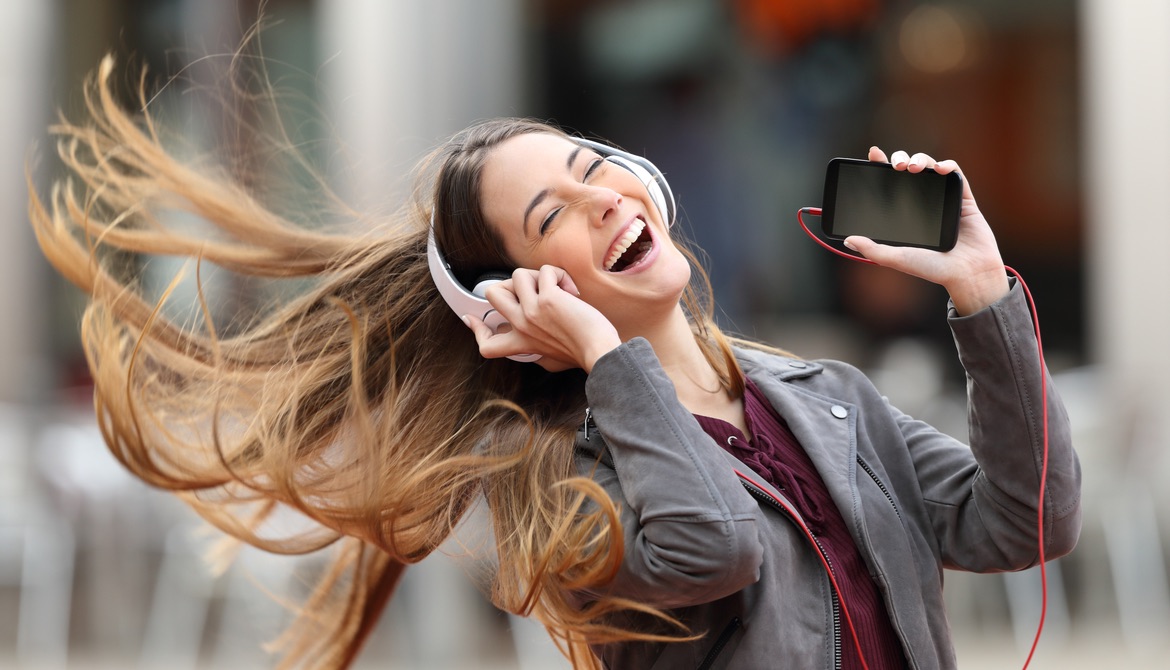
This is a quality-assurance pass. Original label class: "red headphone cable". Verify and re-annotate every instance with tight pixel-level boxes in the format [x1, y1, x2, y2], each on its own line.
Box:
[797, 206, 1051, 670]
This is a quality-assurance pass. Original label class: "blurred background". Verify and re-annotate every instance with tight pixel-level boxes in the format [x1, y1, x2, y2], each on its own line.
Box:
[3, 0, 1169, 668]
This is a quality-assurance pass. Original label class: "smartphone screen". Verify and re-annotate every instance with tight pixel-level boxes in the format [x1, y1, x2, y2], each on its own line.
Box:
[820, 158, 962, 251]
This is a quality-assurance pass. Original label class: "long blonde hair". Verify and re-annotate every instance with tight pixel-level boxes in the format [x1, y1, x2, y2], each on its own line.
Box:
[28, 51, 748, 668]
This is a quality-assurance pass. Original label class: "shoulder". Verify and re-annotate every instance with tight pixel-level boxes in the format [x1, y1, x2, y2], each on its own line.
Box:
[733, 345, 870, 387]
[733, 345, 889, 414]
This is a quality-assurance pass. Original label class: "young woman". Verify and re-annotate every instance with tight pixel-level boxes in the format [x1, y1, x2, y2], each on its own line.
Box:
[30, 55, 1080, 669]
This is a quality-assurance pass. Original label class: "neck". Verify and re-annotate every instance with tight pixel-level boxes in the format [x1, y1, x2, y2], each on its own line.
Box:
[621, 304, 728, 408]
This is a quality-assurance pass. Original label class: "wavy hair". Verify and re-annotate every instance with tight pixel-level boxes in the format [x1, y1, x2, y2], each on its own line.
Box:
[28, 50, 749, 669]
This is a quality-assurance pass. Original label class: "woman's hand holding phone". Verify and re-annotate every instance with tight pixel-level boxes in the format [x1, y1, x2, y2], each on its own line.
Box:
[463, 266, 621, 373]
[844, 146, 1010, 315]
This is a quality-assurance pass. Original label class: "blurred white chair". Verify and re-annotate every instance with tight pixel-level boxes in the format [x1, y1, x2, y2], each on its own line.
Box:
[209, 546, 307, 667]
[36, 407, 198, 664]
[1100, 397, 1170, 649]
[1103, 484, 1170, 648]
[138, 523, 219, 669]
[140, 510, 322, 668]
[1038, 366, 1170, 650]
[508, 613, 569, 670]
[0, 403, 76, 669]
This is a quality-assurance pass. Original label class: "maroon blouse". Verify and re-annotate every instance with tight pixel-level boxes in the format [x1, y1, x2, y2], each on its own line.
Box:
[694, 377, 907, 670]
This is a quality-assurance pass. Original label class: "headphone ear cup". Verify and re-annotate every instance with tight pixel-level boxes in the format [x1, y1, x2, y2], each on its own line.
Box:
[471, 273, 510, 299]
[604, 155, 672, 228]
[427, 228, 540, 363]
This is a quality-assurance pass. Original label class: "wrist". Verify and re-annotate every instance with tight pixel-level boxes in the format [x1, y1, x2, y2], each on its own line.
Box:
[947, 269, 1009, 316]
[580, 334, 622, 374]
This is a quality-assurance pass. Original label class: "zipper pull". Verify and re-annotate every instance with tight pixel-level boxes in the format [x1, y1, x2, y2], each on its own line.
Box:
[583, 407, 592, 441]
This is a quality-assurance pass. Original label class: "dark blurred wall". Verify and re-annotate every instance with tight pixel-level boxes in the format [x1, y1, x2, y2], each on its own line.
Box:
[531, 0, 1083, 370]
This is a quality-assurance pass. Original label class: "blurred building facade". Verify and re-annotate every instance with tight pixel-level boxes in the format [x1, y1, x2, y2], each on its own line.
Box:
[2, 0, 1169, 668]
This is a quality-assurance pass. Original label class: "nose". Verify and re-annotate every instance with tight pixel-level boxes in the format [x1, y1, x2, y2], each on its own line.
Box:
[585, 185, 622, 228]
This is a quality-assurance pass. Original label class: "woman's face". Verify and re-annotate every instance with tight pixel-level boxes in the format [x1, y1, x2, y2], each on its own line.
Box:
[479, 132, 691, 332]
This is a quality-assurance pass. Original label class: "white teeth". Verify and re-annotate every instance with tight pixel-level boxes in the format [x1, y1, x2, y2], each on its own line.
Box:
[604, 219, 647, 271]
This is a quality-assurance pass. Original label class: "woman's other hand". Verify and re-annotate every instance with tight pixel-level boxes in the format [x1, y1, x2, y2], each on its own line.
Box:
[463, 265, 622, 373]
[843, 147, 1010, 315]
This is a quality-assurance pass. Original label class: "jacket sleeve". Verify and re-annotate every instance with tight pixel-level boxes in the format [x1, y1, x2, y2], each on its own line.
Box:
[575, 337, 764, 608]
[902, 279, 1082, 572]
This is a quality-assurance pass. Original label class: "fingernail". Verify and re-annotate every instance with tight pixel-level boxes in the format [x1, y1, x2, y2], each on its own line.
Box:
[911, 155, 924, 168]
[844, 239, 858, 251]
[460, 315, 471, 328]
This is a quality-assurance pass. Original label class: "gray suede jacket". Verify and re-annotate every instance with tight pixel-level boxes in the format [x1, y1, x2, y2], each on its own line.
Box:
[573, 282, 1082, 669]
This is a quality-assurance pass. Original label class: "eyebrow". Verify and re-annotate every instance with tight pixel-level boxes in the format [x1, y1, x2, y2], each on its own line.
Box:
[523, 145, 585, 237]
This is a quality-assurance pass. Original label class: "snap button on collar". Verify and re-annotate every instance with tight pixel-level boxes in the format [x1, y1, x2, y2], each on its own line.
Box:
[788, 361, 808, 369]
[831, 405, 848, 419]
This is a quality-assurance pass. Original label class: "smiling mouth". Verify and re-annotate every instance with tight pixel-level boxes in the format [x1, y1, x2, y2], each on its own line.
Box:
[605, 219, 654, 272]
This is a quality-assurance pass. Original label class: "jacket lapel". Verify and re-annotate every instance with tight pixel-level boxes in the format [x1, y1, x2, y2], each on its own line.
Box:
[737, 352, 865, 541]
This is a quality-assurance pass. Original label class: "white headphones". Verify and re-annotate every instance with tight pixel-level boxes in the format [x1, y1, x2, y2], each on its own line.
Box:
[427, 137, 676, 362]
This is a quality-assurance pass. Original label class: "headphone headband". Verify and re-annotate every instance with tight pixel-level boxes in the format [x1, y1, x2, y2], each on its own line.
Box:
[574, 137, 676, 229]
[427, 136, 675, 362]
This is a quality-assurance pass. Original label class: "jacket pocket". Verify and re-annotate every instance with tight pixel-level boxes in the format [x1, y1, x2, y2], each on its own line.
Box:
[696, 617, 743, 670]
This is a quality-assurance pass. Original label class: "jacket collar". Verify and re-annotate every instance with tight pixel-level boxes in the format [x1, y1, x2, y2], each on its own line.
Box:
[734, 346, 824, 382]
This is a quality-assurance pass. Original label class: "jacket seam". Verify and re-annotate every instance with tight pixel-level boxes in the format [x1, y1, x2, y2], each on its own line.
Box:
[1052, 492, 1081, 519]
[995, 303, 1046, 501]
[638, 513, 758, 524]
[925, 476, 1036, 526]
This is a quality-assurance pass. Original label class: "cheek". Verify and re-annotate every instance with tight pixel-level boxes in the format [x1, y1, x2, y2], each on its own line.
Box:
[539, 230, 595, 271]
[658, 242, 695, 285]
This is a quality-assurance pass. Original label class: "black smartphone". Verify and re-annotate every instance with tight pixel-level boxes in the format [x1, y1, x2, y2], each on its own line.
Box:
[820, 157, 963, 252]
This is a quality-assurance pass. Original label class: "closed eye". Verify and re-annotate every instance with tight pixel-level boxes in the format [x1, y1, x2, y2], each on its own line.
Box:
[583, 156, 605, 180]
[539, 207, 562, 235]
[539, 156, 607, 235]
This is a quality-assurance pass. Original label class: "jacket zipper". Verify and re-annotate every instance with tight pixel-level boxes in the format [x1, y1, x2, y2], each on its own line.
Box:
[810, 532, 843, 670]
[696, 616, 742, 670]
[856, 455, 919, 667]
[740, 478, 842, 670]
[857, 456, 902, 523]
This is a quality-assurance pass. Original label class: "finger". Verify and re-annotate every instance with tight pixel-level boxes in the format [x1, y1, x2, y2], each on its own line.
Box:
[890, 150, 910, 170]
[933, 158, 959, 175]
[932, 159, 975, 199]
[542, 265, 580, 296]
[468, 318, 530, 361]
[536, 265, 580, 299]
[843, 235, 874, 259]
[907, 152, 936, 173]
[868, 146, 889, 163]
[843, 236, 923, 273]
[462, 313, 495, 347]
[482, 279, 529, 338]
[484, 278, 518, 308]
[508, 268, 539, 307]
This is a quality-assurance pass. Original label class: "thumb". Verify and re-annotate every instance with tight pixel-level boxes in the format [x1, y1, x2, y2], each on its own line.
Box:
[843, 235, 919, 270]
[843, 235, 878, 258]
